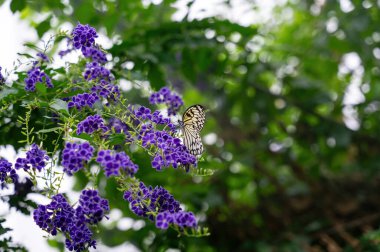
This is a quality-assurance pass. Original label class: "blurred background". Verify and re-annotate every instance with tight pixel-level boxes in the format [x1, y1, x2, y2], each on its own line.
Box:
[1, 0, 380, 251]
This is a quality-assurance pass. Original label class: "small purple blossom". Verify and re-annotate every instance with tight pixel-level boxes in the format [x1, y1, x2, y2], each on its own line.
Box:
[90, 79, 120, 100]
[155, 211, 173, 229]
[172, 211, 197, 228]
[68, 92, 99, 110]
[36, 52, 49, 62]
[134, 106, 152, 121]
[24, 67, 53, 92]
[72, 23, 98, 52]
[77, 189, 109, 224]
[61, 142, 94, 175]
[15, 144, 49, 172]
[76, 114, 108, 135]
[65, 218, 96, 251]
[155, 211, 197, 230]
[0, 158, 18, 188]
[83, 62, 111, 81]
[151, 110, 176, 132]
[149, 87, 184, 116]
[82, 46, 107, 64]
[96, 150, 138, 177]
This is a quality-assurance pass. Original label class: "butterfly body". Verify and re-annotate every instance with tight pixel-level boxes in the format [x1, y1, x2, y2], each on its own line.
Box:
[180, 104, 206, 156]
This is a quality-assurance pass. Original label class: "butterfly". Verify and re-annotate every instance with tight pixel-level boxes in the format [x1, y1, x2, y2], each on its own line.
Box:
[180, 104, 206, 156]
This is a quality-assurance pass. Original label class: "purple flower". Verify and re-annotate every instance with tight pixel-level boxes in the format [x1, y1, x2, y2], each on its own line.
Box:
[123, 181, 198, 230]
[155, 211, 173, 229]
[172, 211, 197, 228]
[90, 79, 120, 100]
[61, 142, 94, 175]
[15, 144, 49, 171]
[0, 158, 18, 188]
[72, 23, 98, 51]
[155, 210, 197, 230]
[65, 218, 96, 251]
[77, 189, 109, 224]
[33, 194, 74, 235]
[68, 92, 99, 110]
[123, 181, 181, 218]
[149, 87, 184, 116]
[96, 150, 138, 177]
[76, 114, 108, 135]
[83, 62, 111, 81]
[151, 111, 176, 132]
[24, 67, 53, 92]
[82, 46, 107, 64]
[134, 106, 152, 121]
[33, 192, 99, 251]
[142, 128, 196, 170]
[37, 52, 49, 62]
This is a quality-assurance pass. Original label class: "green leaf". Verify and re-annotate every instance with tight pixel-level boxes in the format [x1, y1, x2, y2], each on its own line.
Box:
[23, 42, 40, 51]
[36, 16, 52, 38]
[35, 83, 47, 95]
[36, 127, 62, 134]
[108, 133, 126, 145]
[17, 53, 34, 59]
[74, 133, 92, 141]
[47, 238, 64, 250]
[50, 99, 69, 116]
[0, 88, 18, 99]
[10, 0, 26, 13]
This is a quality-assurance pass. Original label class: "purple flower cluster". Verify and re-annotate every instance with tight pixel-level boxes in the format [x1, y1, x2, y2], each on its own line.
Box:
[83, 62, 120, 100]
[83, 62, 111, 81]
[149, 87, 184, 116]
[123, 182, 180, 219]
[90, 79, 120, 100]
[15, 144, 49, 172]
[72, 23, 98, 52]
[0, 158, 18, 188]
[82, 46, 107, 64]
[96, 150, 138, 177]
[123, 181, 197, 230]
[37, 52, 49, 62]
[138, 125, 196, 170]
[156, 211, 197, 230]
[133, 106, 176, 132]
[76, 114, 108, 135]
[61, 142, 94, 175]
[77, 189, 110, 224]
[129, 105, 195, 170]
[0, 66, 5, 84]
[68, 92, 99, 110]
[24, 67, 53, 92]
[33, 190, 109, 251]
